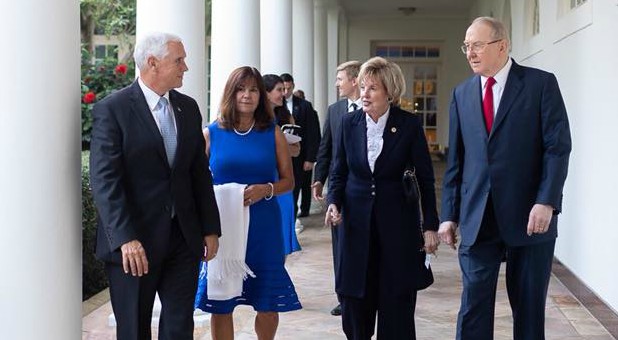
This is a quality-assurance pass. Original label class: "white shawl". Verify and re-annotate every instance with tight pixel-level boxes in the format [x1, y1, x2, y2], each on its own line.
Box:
[202, 182, 255, 300]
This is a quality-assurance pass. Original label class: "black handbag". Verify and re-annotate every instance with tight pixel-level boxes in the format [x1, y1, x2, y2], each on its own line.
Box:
[403, 165, 434, 290]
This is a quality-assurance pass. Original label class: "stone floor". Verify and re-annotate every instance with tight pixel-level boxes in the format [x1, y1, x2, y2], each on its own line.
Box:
[82, 212, 615, 339]
[82, 162, 616, 339]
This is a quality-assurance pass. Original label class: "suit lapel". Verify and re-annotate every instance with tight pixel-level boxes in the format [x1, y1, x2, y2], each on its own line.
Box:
[491, 60, 524, 138]
[350, 112, 372, 174]
[130, 81, 168, 164]
[463, 76, 489, 142]
[374, 107, 403, 174]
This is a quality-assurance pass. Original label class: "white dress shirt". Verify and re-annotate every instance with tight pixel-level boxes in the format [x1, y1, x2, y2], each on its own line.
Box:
[366, 108, 390, 172]
[348, 98, 362, 112]
[138, 78, 177, 133]
[480, 58, 512, 117]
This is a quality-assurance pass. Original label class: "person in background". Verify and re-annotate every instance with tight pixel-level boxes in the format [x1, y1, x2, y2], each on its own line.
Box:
[439, 17, 571, 340]
[312, 60, 362, 317]
[263, 73, 301, 255]
[293, 89, 305, 100]
[90, 32, 221, 339]
[326, 57, 440, 339]
[280, 73, 321, 220]
[195, 66, 301, 340]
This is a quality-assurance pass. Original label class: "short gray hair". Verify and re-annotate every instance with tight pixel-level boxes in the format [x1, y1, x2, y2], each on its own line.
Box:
[471, 16, 510, 48]
[133, 32, 182, 70]
[358, 57, 406, 106]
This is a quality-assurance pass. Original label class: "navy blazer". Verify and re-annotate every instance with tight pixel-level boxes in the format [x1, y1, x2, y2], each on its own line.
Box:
[90, 81, 221, 265]
[328, 106, 439, 297]
[441, 60, 572, 247]
[314, 99, 348, 183]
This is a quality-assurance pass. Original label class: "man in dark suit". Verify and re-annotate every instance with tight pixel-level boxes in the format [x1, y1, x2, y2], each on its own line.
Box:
[280, 73, 321, 219]
[439, 17, 572, 340]
[312, 60, 361, 316]
[90, 32, 221, 340]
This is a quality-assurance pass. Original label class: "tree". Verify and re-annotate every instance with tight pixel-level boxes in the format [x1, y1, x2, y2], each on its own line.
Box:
[80, 0, 136, 55]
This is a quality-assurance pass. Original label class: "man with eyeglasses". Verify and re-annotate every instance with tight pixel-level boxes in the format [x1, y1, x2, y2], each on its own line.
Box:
[439, 16, 571, 340]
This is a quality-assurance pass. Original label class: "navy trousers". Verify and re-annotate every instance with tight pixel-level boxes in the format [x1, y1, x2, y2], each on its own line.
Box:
[457, 198, 555, 340]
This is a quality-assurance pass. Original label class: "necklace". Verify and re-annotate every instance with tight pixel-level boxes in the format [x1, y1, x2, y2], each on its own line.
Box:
[233, 120, 255, 136]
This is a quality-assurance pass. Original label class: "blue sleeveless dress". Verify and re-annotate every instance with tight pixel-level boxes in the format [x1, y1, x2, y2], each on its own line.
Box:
[194, 122, 302, 314]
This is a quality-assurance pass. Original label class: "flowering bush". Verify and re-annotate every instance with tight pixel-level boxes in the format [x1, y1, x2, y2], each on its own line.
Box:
[81, 56, 134, 149]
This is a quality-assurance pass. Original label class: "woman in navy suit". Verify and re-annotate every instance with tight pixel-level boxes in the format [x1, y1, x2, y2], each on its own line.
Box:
[326, 57, 440, 340]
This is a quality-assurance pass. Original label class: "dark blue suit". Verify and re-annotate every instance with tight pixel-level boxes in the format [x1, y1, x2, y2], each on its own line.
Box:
[441, 60, 571, 340]
[90, 81, 221, 339]
[314, 99, 348, 298]
[291, 95, 321, 216]
[329, 106, 439, 339]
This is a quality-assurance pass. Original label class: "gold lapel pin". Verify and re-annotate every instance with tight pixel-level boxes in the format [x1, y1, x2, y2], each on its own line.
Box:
[391, 127, 397, 133]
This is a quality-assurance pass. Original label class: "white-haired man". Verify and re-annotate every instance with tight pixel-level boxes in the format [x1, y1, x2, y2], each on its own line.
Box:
[90, 32, 221, 339]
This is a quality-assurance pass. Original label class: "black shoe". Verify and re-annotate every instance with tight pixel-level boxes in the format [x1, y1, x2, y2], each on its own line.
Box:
[330, 304, 342, 316]
[297, 211, 309, 218]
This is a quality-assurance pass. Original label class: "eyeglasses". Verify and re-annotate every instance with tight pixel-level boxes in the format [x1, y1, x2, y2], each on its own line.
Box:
[460, 39, 502, 54]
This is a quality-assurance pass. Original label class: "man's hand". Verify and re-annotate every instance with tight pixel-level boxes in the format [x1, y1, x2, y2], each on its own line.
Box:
[120, 240, 149, 276]
[423, 230, 440, 254]
[312, 181, 324, 201]
[303, 161, 315, 171]
[526, 204, 553, 236]
[438, 221, 458, 250]
[325, 204, 342, 226]
[203, 235, 219, 262]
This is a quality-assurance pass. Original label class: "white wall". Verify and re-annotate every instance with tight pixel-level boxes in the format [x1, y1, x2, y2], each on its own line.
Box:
[471, 0, 618, 313]
[344, 15, 471, 146]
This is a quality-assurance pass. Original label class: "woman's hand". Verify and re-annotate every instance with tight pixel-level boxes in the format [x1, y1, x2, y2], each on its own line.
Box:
[423, 230, 440, 254]
[325, 204, 342, 226]
[243, 184, 271, 206]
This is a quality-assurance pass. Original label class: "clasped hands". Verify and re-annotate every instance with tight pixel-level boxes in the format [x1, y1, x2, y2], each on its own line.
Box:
[325, 204, 440, 254]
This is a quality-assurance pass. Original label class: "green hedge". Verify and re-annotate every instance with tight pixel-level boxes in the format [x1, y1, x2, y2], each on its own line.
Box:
[82, 151, 108, 300]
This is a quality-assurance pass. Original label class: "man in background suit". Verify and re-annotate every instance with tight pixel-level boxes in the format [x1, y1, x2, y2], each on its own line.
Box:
[312, 60, 362, 316]
[439, 17, 571, 340]
[281, 73, 321, 219]
[90, 32, 221, 340]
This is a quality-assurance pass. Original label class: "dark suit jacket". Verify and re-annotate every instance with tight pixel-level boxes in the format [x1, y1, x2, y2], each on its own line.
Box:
[291, 95, 321, 164]
[328, 106, 439, 297]
[314, 99, 349, 184]
[441, 60, 572, 247]
[90, 81, 221, 265]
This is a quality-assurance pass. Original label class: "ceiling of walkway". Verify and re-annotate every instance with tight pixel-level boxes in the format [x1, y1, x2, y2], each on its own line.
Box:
[337, 0, 473, 18]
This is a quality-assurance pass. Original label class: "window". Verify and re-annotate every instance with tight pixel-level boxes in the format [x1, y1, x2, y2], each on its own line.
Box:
[372, 42, 442, 151]
[93, 44, 118, 63]
[374, 45, 440, 59]
[570, 0, 587, 9]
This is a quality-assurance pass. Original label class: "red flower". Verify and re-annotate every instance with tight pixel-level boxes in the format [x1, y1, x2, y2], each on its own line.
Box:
[83, 91, 96, 104]
[115, 64, 128, 75]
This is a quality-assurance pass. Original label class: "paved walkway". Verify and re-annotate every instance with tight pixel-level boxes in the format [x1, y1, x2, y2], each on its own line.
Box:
[82, 162, 616, 339]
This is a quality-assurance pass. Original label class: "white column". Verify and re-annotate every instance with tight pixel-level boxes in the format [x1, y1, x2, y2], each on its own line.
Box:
[313, 0, 328, 122]
[326, 5, 340, 108]
[0, 1, 81, 338]
[292, 0, 315, 102]
[261, 0, 292, 75]
[136, 0, 207, 119]
[210, 0, 260, 121]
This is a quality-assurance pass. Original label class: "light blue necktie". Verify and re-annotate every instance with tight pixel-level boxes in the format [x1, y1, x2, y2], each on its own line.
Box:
[155, 97, 177, 166]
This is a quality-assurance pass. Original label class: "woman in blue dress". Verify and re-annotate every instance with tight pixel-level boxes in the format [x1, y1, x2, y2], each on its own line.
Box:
[263, 74, 301, 255]
[195, 66, 301, 339]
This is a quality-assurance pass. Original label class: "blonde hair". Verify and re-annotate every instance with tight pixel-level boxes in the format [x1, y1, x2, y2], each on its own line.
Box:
[336, 60, 361, 79]
[358, 57, 406, 106]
